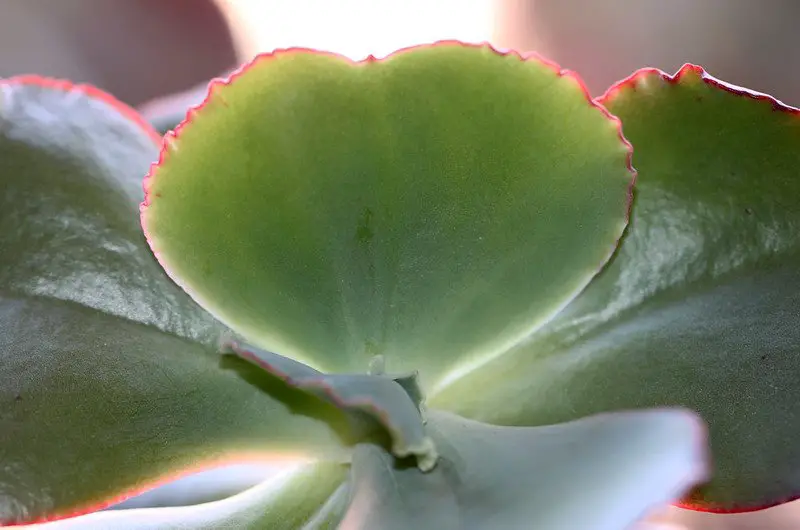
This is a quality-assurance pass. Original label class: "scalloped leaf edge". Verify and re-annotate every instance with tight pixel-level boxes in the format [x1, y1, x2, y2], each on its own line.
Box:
[140, 40, 638, 395]
[599, 62, 800, 515]
[598, 62, 800, 115]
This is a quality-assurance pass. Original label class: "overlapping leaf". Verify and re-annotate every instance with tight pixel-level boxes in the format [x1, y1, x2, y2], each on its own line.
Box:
[431, 64, 800, 511]
[141, 43, 635, 387]
[23, 410, 706, 530]
[340, 409, 706, 530]
[138, 77, 221, 135]
[0, 79, 356, 525]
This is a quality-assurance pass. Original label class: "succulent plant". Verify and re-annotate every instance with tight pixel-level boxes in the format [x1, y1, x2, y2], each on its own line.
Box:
[1, 41, 798, 529]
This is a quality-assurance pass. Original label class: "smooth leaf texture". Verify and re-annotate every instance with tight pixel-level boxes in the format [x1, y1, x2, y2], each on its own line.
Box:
[0, 78, 218, 347]
[18, 463, 348, 530]
[339, 409, 707, 530]
[0, 79, 357, 525]
[430, 65, 800, 511]
[141, 42, 634, 388]
[224, 341, 436, 471]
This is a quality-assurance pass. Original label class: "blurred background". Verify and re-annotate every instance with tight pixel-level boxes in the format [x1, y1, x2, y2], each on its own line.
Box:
[0, 0, 235, 106]
[3, 0, 799, 114]
[2, 1, 797, 528]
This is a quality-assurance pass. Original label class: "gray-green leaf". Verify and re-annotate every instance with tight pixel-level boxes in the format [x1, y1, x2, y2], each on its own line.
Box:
[339, 409, 707, 530]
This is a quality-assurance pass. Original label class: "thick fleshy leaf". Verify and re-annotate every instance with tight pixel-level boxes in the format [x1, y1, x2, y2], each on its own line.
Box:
[141, 42, 634, 386]
[430, 65, 800, 511]
[0, 79, 357, 525]
[0, 77, 219, 346]
[339, 409, 708, 530]
[17, 463, 348, 529]
[224, 341, 437, 471]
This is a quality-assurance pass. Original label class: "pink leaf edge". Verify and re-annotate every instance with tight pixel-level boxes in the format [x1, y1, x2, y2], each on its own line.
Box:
[600, 63, 800, 514]
[139, 40, 637, 339]
[1, 75, 162, 145]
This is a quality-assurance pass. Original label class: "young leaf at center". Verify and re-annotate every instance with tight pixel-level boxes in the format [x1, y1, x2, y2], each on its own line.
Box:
[223, 341, 436, 471]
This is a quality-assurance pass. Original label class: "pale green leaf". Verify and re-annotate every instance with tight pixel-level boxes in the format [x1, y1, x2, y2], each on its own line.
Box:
[141, 43, 634, 388]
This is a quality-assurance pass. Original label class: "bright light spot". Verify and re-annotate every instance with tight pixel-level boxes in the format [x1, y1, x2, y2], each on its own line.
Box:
[215, 0, 495, 61]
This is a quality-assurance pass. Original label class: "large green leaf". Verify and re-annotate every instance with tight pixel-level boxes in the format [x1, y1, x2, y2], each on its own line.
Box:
[0, 77, 218, 346]
[430, 65, 800, 511]
[0, 79, 356, 525]
[141, 42, 634, 387]
[21, 463, 348, 529]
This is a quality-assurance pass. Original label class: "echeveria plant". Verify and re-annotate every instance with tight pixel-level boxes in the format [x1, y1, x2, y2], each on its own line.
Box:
[1, 41, 798, 529]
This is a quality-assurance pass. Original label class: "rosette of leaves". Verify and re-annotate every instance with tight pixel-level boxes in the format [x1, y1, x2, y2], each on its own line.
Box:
[1, 41, 797, 529]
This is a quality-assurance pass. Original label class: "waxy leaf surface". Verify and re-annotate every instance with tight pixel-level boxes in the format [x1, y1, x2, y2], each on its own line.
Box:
[19, 463, 348, 530]
[431, 65, 800, 511]
[142, 43, 634, 387]
[339, 409, 706, 530]
[0, 80, 356, 525]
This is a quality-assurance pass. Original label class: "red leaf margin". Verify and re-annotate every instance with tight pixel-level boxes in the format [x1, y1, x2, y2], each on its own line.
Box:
[1, 44, 643, 525]
[3, 454, 305, 527]
[138, 39, 638, 351]
[599, 62, 800, 116]
[0, 77, 283, 527]
[599, 63, 800, 515]
[1, 75, 162, 145]
[5, 52, 797, 523]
